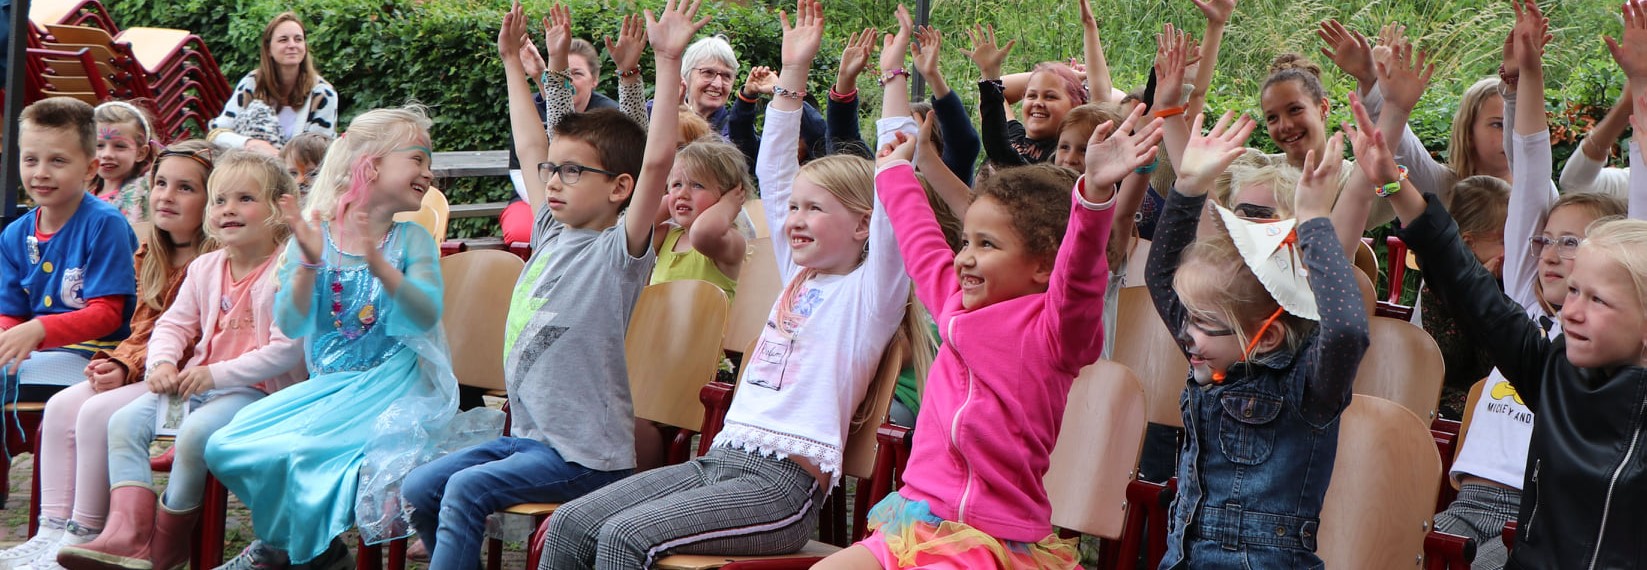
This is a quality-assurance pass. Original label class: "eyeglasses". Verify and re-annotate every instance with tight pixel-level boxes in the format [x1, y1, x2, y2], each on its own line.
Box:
[1232, 203, 1278, 221]
[693, 67, 734, 84]
[537, 161, 619, 185]
[1181, 314, 1237, 338]
[1529, 235, 1583, 260]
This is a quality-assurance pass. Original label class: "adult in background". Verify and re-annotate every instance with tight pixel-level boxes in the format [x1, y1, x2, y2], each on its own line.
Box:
[207, 12, 339, 156]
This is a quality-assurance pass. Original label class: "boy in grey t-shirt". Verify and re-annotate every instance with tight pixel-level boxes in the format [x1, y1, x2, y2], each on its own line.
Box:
[403, 7, 698, 562]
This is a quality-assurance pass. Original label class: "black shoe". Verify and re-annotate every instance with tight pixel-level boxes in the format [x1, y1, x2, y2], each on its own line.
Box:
[293, 538, 352, 570]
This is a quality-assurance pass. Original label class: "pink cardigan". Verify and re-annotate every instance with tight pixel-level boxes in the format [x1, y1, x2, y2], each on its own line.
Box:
[147, 250, 305, 392]
[876, 161, 1113, 542]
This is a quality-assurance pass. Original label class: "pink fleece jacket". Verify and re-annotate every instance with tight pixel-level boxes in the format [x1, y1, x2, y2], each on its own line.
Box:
[147, 250, 306, 392]
[876, 161, 1114, 542]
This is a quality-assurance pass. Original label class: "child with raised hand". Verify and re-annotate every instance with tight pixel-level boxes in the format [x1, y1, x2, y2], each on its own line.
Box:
[538, 6, 650, 133]
[57, 151, 305, 570]
[966, 23, 1088, 168]
[541, 2, 921, 566]
[819, 24, 1164, 569]
[1149, 110, 1368, 569]
[203, 105, 496, 569]
[1379, 6, 1647, 562]
[402, 1, 683, 567]
[0, 97, 138, 456]
[0, 139, 209, 570]
[91, 102, 157, 224]
[908, 23, 982, 185]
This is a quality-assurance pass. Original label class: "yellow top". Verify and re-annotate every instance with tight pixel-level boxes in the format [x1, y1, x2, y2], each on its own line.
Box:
[650, 227, 737, 300]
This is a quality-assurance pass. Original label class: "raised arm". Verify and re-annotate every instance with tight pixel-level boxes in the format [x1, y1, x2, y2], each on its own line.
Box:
[880, 6, 916, 122]
[1370, 32, 1456, 198]
[1561, 88, 1632, 193]
[913, 25, 980, 184]
[1152, 23, 1200, 172]
[607, 13, 651, 128]
[962, 25, 1027, 167]
[1504, 0, 1558, 312]
[501, 2, 552, 216]
[1292, 129, 1370, 417]
[1610, 0, 1647, 218]
[1078, 0, 1115, 106]
[757, 0, 827, 281]
[1185, 0, 1235, 119]
[626, 0, 708, 257]
[827, 27, 876, 156]
[1317, 19, 1377, 97]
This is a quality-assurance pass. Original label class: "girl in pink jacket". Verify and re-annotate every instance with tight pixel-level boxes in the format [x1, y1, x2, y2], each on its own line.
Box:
[818, 85, 1163, 568]
[60, 151, 306, 570]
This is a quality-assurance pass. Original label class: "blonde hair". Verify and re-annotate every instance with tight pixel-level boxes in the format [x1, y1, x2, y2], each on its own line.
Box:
[1577, 218, 1647, 314]
[677, 140, 749, 197]
[678, 106, 714, 148]
[1217, 163, 1302, 217]
[1058, 102, 1126, 141]
[1448, 77, 1504, 179]
[140, 139, 220, 310]
[304, 105, 432, 224]
[775, 154, 936, 422]
[1446, 175, 1510, 240]
[206, 150, 295, 246]
[1174, 228, 1310, 357]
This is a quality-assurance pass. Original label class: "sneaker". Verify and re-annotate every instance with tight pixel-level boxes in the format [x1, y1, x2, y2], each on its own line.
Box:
[292, 538, 350, 570]
[0, 523, 65, 570]
[214, 541, 291, 570]
[13, 522, 95, 570]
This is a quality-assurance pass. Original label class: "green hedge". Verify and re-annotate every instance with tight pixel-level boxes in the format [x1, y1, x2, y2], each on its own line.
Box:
[113, 0, 1631, 239]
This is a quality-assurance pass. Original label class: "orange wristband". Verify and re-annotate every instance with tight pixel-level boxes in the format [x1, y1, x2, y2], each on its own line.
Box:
[1152, 105, 1186, 119]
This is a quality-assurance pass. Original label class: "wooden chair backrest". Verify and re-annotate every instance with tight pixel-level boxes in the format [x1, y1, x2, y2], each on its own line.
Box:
[1355, 271, 1376, 318]
[1112, 286, 1188, 427]
[1352, 317, 1444, 422]
[39, 89, 99, 105]
[841, 334, 909, 480]
[438, 250, 524, 392]
[743, 198, 769, 240]
[627, 280, 730, 431]
[1046, 360, 1148, 540]
[40, 41, 120, 67]
[1354, 239, 1379, 286]
[44, 23, 115, 48]
[1453, 378, 1489, 469]
[42, 75, 94, 92]
[394, 186, 449, 243]
[1120, 238, 1151, 287]
[1318, 395, 1442, 570]
[722, 238, 779, 353]
[40, 56, 117, 78]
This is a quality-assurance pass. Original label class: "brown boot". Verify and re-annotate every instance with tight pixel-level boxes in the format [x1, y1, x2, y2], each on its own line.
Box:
[146, 502, 201, 570]
[57, 484, 157, 570]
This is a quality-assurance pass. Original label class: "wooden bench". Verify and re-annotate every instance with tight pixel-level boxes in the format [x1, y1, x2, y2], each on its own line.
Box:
[432, 150, 510, 179]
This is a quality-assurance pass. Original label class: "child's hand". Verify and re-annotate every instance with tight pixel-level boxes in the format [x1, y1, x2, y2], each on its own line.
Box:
[177, 367, 216, 398]
[606, 14, 648, 76]
[910, 112, 942, 165]
[349, 209, 388, 265]
[877, 131, 918, 169]
[1375, 36, 1435, 113]
[86, 359, 127, 392]
[960, 24, 1014, 80]
[1175, 110, 1256, 194]
[880, 5, 914, 78]
[147, 361, 179, 394]
[647, 0, 710, 61]
[497, 1, 528, 60]
[1193, 0, 1237, 26]
[280, 195, 324, 266]
[1294, 131, 1346, 220]
[838, 27, 878, 89]
[777, 0, 825, 69]
[1607, 0, 1647, 81]
[520, 38, 547, 81]
[1153, 23, 1201, 109]
[1344, 91, 1401, 191]
[1078, 0, 1100, 30]
[0, 320, 43, 375]
[1084, 104, 1167, 200]
[1503, 0, 1550, 78]
[743, 66, 777, 98]
[717, 184, 748, 213]
[1316, 19, 1374, 88]
[911, 26, 942, 84]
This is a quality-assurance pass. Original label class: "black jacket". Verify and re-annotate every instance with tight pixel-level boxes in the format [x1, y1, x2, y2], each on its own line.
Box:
[1400, 193, 1647, 570]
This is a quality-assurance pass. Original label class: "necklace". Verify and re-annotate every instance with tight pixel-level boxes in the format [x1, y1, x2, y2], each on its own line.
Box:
[327, 226, 391, 339]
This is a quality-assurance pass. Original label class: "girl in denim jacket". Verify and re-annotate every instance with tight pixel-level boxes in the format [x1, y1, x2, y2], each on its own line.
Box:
[1147, 110, 1369, 569]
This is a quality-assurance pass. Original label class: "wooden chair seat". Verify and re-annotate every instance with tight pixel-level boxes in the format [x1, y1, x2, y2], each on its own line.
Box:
[113, 27, 191, 74]
[3, 402, 46, 413]
[502, 503, 561, 517]
[654, 540, 841, 570]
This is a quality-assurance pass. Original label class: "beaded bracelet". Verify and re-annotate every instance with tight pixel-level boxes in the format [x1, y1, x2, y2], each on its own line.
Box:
[879, 68, 911, 86]
[617, 67, 642, 79]
[773, 85, 806, 100]
[1374, 165, 1410, 198]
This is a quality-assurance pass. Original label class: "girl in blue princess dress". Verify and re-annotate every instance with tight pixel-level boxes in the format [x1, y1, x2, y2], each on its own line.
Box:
[203, 105, 500, 569]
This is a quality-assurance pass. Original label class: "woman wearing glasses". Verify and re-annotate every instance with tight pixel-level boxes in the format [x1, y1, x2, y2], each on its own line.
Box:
[207, 13, 339, 157]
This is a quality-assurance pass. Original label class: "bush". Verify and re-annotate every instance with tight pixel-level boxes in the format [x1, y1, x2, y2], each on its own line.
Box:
[114, 0, 1632, 237]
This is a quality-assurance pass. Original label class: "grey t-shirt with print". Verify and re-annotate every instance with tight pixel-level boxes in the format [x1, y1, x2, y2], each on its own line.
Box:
[503, 206, 655, 472]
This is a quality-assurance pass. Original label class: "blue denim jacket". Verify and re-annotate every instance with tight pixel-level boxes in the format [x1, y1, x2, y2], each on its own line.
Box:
[1146, 189, 1370, 569]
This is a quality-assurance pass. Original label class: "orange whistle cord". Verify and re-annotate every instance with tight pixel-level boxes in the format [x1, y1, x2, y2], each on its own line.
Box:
[1210, 306, 1288, 384]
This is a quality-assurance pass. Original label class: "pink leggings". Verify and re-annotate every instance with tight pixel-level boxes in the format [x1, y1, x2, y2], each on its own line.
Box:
[39, 381, 150, 529]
